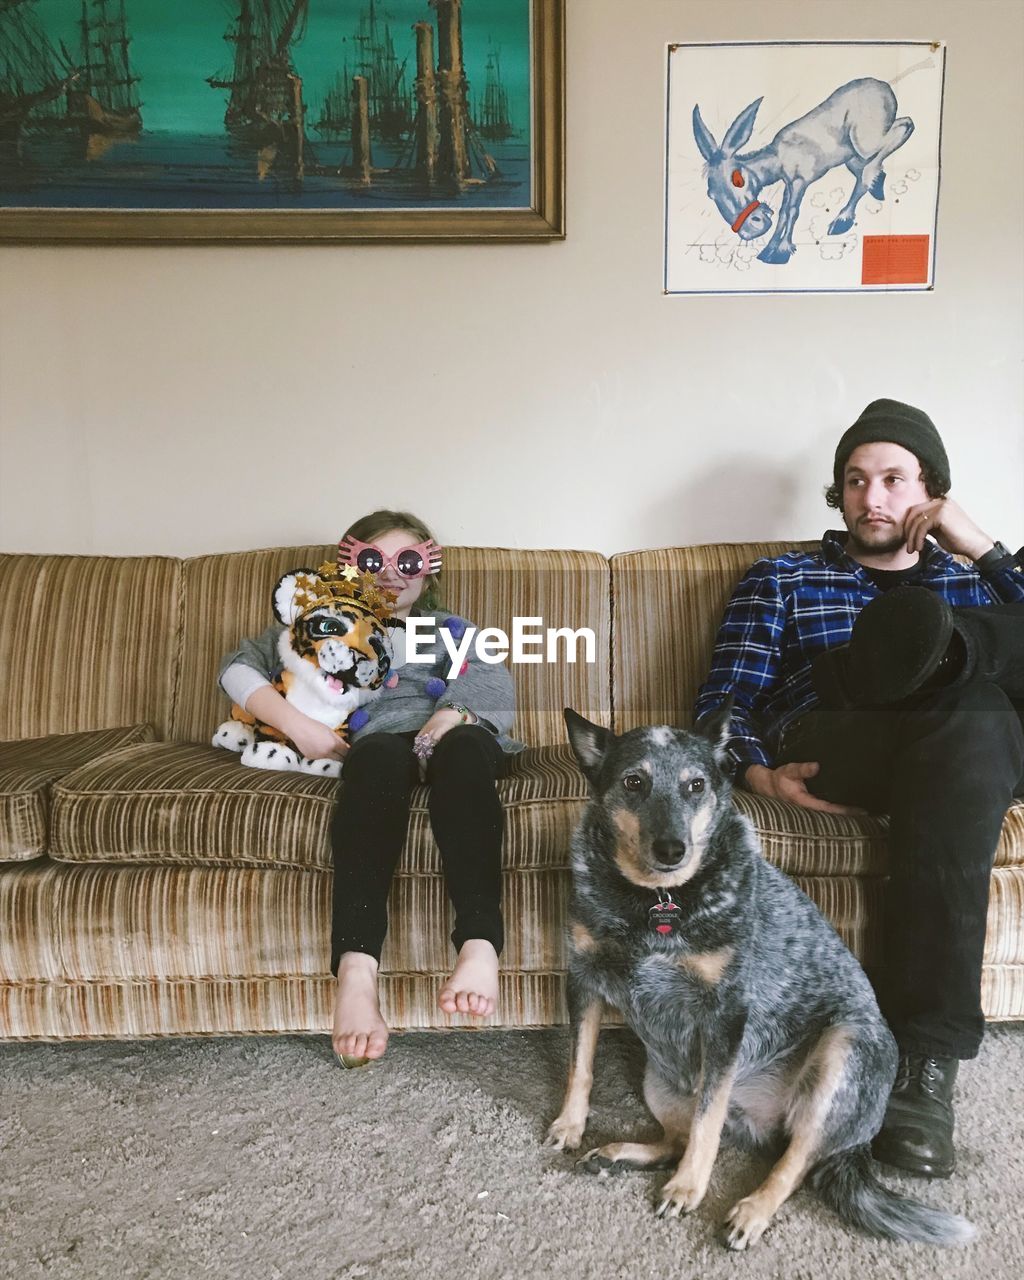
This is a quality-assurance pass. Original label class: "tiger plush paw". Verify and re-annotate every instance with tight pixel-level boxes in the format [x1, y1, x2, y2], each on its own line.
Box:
[213, 720, 255, 753]
[296, 754, 343, 778]
[242, 740, 300, 771]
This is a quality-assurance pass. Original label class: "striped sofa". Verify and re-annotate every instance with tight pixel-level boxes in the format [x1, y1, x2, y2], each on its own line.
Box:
[1, 543, 1022, 1040]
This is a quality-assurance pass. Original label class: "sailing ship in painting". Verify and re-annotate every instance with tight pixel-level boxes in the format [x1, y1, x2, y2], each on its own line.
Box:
[69, 0, 142, 136]
[1, 0, 141, 148]
[314, 0, 414, 143]
[313, 2, 521, 150]
[208, 0, 308, 152]
[314, 63, 354, 142]
[0, 0, 76, 144]
[1, 0, 530, 208]
[474, 43, 514, 141]
[208, 0, 506, 187]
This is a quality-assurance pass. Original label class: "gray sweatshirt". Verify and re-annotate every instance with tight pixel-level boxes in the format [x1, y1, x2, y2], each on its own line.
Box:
[218, 607, 523, 754]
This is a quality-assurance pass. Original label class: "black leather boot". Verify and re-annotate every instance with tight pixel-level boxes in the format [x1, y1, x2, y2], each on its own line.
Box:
[815, 589, 1024, 710]
[872, 1052, 959, 1178]
[948, 603, 1024, 699]
[813, 587, 965, 708]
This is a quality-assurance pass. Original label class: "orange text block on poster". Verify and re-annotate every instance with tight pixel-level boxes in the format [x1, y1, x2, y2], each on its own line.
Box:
[862, 235, 931, 285]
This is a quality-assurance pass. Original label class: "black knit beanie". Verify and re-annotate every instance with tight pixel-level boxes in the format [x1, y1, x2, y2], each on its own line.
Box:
[833, 399, 950, 493]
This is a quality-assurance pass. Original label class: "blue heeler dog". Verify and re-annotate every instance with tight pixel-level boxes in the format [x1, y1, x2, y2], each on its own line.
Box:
[546, 702, 974, 1250]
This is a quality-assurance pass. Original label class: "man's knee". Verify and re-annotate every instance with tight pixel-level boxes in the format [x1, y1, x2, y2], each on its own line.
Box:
[906, 681, 1023, 747]
[897, 683, 1024, 797]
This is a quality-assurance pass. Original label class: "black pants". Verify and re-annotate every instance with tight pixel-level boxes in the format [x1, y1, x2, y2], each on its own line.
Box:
[780, 609, 1024, 1059]
[329, 725, 506, 975]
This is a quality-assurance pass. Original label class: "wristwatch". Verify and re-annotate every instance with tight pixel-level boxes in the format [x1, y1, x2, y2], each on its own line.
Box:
[975, 541, 1015, 572]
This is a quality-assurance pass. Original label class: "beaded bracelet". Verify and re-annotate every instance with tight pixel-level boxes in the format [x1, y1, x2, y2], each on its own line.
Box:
[441, 702, 474, 724]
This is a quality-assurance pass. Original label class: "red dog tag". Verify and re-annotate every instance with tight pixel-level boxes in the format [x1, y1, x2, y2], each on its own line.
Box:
[649, 899, 681, 935]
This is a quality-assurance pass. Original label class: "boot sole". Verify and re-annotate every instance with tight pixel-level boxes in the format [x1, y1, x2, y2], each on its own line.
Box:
[872, 1142, 955, 1179]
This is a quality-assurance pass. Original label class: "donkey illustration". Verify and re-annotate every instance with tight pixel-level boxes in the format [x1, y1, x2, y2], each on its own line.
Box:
[693, 78, 914, 264]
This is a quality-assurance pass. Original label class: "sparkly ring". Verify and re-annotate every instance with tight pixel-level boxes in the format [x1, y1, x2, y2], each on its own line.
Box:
[413, 731, 435, 763]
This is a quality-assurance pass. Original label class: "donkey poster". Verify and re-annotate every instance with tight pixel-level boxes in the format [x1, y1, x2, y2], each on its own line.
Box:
[664, 41, 945, 294]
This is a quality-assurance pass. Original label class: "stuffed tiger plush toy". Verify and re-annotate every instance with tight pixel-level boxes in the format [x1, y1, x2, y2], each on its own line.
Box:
[213, 562, 405, 778]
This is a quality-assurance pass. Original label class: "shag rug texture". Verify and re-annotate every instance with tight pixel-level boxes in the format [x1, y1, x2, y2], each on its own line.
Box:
[3, 1025, 1024, 1280]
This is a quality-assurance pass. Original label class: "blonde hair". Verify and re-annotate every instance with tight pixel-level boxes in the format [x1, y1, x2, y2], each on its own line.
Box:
[341, 509, 443, 612]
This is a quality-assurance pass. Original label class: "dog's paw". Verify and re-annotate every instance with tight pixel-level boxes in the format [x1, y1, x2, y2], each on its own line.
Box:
[576, 1147, 627, 1177]
[544, 1117, 586, 1152]
[722, 1196, 771, 1251]
[656, 1170, 709, 1218]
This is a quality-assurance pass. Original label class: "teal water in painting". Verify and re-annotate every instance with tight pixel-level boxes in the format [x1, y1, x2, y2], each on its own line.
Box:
[4, 0, 532, 209]
[0, 134, 529, 208]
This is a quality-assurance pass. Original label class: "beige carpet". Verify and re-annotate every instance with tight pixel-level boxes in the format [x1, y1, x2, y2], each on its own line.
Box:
[2, 1024, 1024, 1279]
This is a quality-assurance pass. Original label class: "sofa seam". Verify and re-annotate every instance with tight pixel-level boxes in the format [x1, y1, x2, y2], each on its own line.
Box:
[48, 787, 589, 807]
[40, 857, 574, 876]
[608, 557, 617, 732]
[166, 558, 187, 742]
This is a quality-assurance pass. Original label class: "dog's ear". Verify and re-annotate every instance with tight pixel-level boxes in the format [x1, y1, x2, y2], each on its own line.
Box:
[695, 694, 734, 760]
[564, 708, 612, 782]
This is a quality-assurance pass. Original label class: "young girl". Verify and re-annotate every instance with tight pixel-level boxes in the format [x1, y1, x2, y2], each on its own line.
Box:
[218, 510, 521, 1064]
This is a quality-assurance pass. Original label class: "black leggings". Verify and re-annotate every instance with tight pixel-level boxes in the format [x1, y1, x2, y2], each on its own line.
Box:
[329, 725, 506, 974]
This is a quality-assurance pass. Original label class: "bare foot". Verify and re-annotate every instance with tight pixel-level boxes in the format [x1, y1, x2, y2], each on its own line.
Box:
[332, 952, 389, 1061]
[438, 939, 499, 1017]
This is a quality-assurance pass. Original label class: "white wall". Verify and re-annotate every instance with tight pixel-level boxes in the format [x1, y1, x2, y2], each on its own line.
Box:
[1, 0, 1022, 557]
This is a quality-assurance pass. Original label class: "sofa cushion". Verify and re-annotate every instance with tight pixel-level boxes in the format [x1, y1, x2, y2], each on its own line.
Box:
[732, 791, 890, 876]
[0, 725, 156, 861]
[0, 861, 64, 980]
[0, 859, 575, 1034]
[5, 860, 1023, 1038]
[610, 541, 818, 733]
[10, 865, 885, 983]
[170, 545, 612, 749]
[50, 741, 587, 872]
[0, 554, 181, 742]
[732, 791, 1024, 874]
[169, 542, 333, 748]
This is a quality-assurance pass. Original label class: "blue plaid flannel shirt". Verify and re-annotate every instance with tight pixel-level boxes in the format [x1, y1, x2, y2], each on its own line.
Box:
[694, 530, 1024, 771]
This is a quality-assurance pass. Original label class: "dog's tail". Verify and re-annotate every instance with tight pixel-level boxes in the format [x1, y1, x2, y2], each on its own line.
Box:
[808, 1145, 976, 1247]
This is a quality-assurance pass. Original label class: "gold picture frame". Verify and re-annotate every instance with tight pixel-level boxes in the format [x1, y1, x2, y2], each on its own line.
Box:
[0, 0, 564, 244]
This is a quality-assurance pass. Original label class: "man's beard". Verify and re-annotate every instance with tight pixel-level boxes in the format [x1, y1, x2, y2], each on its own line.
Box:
[844, 517, 907, 558]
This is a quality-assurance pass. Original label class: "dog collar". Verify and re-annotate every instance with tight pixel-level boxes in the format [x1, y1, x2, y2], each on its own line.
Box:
[731, 200, 763, 234]
[649, 892, 681, 935]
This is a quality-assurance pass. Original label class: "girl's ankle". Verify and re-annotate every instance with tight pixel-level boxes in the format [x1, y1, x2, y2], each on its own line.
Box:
[337, 951, 379, 978]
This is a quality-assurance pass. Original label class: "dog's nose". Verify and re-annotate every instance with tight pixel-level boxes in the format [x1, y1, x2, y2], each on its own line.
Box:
[651, 838, 687, 867]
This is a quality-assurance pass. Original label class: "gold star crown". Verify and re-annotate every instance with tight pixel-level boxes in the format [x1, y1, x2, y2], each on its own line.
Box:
[292, 561, 399, 624]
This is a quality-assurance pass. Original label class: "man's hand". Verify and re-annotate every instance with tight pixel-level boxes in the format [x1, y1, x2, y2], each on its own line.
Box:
[903, 496, 994, 561]
[745, 762, 865, 816]
[288, 715, 349, 763]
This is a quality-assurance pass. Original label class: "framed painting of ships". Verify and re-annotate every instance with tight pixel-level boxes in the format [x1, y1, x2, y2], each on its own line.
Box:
[0, 0, 564, 242]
